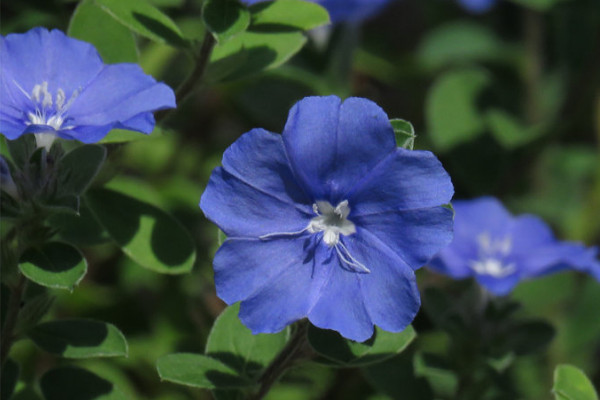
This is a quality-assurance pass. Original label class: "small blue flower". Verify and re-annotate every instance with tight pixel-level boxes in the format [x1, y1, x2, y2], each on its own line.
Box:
[0, 28, 175, 146]
[201, 96, 454, 341]
[455, 0, 498, 14]
[242, 0, 394, 23]
[429, 197, 600, 295]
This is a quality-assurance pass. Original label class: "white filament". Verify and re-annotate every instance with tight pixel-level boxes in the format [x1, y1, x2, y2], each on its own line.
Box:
[469, 232, 515, 278]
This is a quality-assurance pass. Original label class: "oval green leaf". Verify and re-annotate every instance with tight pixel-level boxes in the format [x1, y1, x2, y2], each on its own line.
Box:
[425, 68, 490, 152]
[18, 242, 87, 291]
[308, 325, 416, 367]
[553, 364, 599, 400]
[203, 0, 250, 42]
[86, 188, 196, 274]
[390, 118, 416, 150]
[29, 319, 128, 358]
[249, 0, 330, 30]
[206, 303, 289, 379]
[68, 0, 138, 63]
[41, 367, 128, 400]
[95, 0, 188, 48]
[157, 353, 254, 389]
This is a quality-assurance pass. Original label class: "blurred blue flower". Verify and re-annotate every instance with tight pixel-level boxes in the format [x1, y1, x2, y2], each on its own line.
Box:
[0, 28, 175, 147]
[455, 0, 498, 14]
[429, 197, 600, 295]
[201, 96, 454, 341]
[242, 0, 394, 23]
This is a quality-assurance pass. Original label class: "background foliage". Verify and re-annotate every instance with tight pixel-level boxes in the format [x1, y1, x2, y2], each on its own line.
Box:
[1, 0, 599, 399]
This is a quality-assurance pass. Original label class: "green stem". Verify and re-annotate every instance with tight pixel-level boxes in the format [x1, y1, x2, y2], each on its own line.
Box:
[155, 33, 217, 123]
[248, 320, 313, 400]
[1, 274, 27, 368]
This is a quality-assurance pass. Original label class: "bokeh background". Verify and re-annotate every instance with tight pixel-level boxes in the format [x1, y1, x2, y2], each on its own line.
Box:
[2, 0, 599, 398]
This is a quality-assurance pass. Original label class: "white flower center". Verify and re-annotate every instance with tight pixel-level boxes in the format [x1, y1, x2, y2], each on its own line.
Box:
[308, 200, 356, 246]
[258, 199, 369, 273]
[469, 232, 515, 278]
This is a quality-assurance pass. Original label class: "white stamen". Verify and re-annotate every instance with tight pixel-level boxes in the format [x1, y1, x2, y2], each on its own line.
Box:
[34, 133, 57, 151]
[259, 227, 309, 240]
[56, 88, 66, 110]
[25, 83, 78, 135]
[470, 232, 515, 277]
[335, 241, 370, 273]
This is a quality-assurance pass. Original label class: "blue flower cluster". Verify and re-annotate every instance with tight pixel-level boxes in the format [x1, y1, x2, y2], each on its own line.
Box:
[429, 197, 600, 295]
[0, 28, 175, 146]
[201, 96, 454, 341]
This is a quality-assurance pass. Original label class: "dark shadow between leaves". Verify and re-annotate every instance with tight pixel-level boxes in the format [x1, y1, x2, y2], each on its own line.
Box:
[224, 46, 277, 81]
[20, 243, 81, 273]
[41, 367, 114, 400]
[249, 24, 301, 33]
[208, 351, 265, 380]
[132, 12, 187, 47]
[30, 320, 109, 355]
[87, 189, 194, 269]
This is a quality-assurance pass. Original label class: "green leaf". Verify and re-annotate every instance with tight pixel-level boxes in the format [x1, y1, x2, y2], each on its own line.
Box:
[426, 68, 490, 151]
[40, 367, 128, 400]
[6, 134, 36, 169]
[18, 242, 87, 291]
[1, 358, 19, 400]
[95, 0, 187, 48]
[413, 353, 459, 397]
[203, 0, 250, 43]
[86, 188, 195, 274]
[29, 319, 128, 358]
[553, 364, 599, 400]
[249, 0, 330, 30]
[486, 109, 545, 148]
[68, 0, 138, 63]
[57, 144, 106, 196]
[15, 291, 55, 335]
[157, 353, 254, 389]
[390, 118, 416, 150]
[49, 200, 110, 247]
[418, 21, 508, 70]
[210, 31, 306, 81]
[308, 325, 416, 367]
[206, 303, 289, 379]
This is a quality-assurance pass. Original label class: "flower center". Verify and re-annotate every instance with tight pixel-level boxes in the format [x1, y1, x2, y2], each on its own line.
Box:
[17, 81, 79, 132]
[308, 200, 356, 246]
[469, 232, 515, 278]
[258, 199, 369, 273]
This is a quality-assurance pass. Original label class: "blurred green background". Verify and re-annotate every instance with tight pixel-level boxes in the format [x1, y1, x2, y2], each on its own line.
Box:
[2, 0, 599, 398]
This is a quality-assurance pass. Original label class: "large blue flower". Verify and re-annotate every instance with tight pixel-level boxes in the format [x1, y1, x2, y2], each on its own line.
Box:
[429, 197, 600, 295]
[242, 0, 394, 23]
[0, 28, 175, 146]
[201, 96, 454, 341]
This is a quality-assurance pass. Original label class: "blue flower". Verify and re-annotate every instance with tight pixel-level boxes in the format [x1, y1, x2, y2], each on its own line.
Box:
[242, 0, 394, 23]
[455, 0, 498, 14]
[200, 96, 454, 341]
[429, 197, 600, 295]
[0, 28, 175, 146]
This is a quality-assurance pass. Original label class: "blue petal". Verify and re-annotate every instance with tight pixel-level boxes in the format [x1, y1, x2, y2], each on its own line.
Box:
[233, 237, 331, 334]
[343, 234, 421, 333]
[67, 64, 175, 132]
[282, 96, 396, 203]
[353, 207, 453, 270]
[476, 274, 520, 296]
[221, 128, 311, 206]
[457, 0, 498, 14]
[508, 215, 555, 255]
[347, 148, 454, 215]
[59, 124, 114, 143]
[200, 167, 312, 238]
[307, 251, 374, 342]
[1, 28, 104, 102]
[518, 242, 600, 279]
[317, 0, 392, 23]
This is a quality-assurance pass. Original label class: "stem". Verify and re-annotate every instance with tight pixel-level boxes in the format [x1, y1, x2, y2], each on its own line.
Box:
[1, 274, 27, 368]
[155, 33, 217, 123]
[248, 320, 312, 400]
[523, 8, 544, 124]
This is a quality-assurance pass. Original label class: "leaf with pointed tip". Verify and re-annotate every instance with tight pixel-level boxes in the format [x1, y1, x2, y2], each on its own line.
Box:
[553, 364, 598, 400]
[18, 242, 87, 291]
